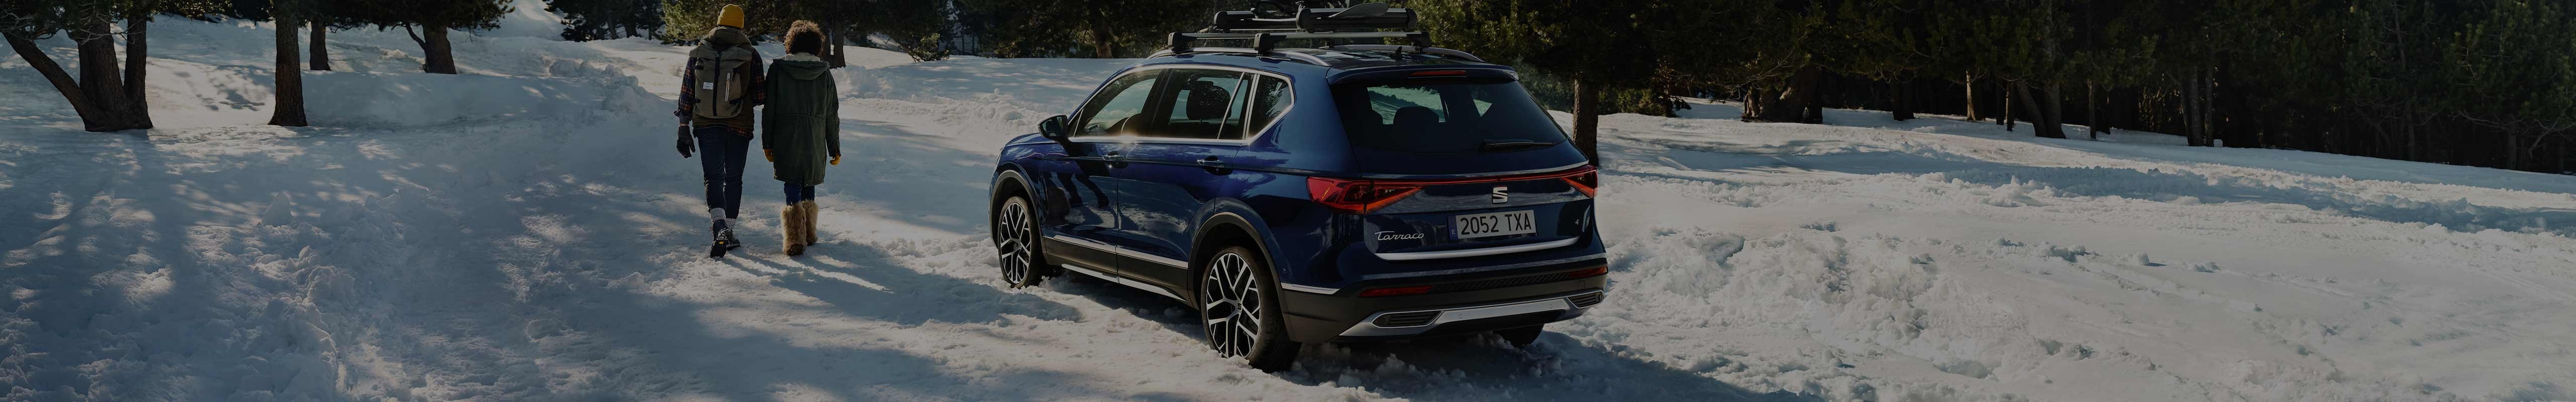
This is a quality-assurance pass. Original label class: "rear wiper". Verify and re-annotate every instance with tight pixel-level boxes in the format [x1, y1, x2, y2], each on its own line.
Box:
[1479, 139, 1556, 152]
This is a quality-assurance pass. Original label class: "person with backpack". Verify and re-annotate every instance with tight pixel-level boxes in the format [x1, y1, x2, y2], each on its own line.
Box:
[762, 21, 840, 257]
[674, 4, 766, 258]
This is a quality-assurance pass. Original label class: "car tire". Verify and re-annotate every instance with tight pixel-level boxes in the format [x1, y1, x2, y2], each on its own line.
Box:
[994, 195, 1047, 288]
[1496, 325, 1544, 347]
[1198, 245, 1299, 372]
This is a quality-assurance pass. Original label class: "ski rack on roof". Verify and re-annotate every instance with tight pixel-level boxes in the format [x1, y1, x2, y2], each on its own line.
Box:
[1166, 2, 1431, 57]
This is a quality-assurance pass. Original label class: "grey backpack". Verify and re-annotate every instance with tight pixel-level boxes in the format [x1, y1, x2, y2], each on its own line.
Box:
[687, 44, 760, 119]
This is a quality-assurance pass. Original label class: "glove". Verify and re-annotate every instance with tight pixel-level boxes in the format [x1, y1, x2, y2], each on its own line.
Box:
[830, 154, 840, 166]
[764, 149, 775, 162]
[676, 126, 694, 158]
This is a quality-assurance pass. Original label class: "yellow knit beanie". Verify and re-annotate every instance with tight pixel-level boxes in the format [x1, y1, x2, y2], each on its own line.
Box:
[717, 5, 745, 29]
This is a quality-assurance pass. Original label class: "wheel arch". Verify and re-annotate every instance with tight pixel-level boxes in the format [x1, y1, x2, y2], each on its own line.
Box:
[1191, 209, 1279, 292]
[989, 168, 1034, 240]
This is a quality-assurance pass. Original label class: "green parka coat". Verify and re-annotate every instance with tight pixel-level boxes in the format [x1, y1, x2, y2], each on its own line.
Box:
[761, 54, 840, 186]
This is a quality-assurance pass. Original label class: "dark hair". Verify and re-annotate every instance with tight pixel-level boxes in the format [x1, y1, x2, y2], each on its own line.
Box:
[785, 20, 824, 55]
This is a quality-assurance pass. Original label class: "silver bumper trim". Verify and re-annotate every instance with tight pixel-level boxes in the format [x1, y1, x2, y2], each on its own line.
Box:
[1336, 290, 1605, 337]
[1373, 238, 1581, 261]
[1278, 283, 1341, 294]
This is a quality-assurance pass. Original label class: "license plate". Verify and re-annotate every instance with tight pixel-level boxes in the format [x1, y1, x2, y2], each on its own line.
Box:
[1454, 210, 1536, 239]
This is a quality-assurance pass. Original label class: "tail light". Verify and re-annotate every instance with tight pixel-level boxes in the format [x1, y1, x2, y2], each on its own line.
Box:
[1569, 266, 1608, 278]
[1307, 165, 1599, 215]
[1562, 166, 1598, 197]
[1309, 177, 1422, 215]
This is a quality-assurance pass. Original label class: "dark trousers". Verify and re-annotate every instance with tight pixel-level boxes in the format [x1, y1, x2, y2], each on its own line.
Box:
[694, 126, 751, 219]
[784, 183, 817, 204]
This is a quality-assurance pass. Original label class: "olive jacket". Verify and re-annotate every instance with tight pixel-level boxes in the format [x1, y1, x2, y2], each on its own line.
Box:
[761, 54, 841, 186]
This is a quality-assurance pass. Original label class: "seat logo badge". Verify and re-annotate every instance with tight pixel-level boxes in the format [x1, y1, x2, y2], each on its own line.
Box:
[1376, 231, 1423, 241]
[1490, 186, 1510, 204]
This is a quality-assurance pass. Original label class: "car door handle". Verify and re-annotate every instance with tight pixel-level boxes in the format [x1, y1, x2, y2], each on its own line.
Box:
[1104, 152, 1128, 168]
[1196, 156, 1228, 174]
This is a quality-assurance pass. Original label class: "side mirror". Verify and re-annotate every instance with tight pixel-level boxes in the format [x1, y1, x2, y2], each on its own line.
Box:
[1039, 115, 1071, 140]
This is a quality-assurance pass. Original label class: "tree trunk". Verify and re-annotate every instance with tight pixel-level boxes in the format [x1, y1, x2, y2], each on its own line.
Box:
[2201, 71, 2218, 147]
[2183, 78, 2201, 146]
[72, 23, 150, 131]
[310, 19, 331, 71]
[2000, 81, 2016, 131]
[419, 23, 458, 74]
[1086, 7, 1115, 58]
[2403, 103, 2421, 161]
[824, 14, 845, 67]
[1891, 80, 1914, 121]
[1963, 74, 1981, 121]
[272, 13, 309, 127]
[78, 22, 127, 129]
[1805, 73, 1828, 124]
[1571, 79, 1601, 163]
[1755, 64, 1822, 123]
[2086, 82, 2104, 138]
[124, 7, 150, 121]
[1740, 87, 1764, 123]
[5, 33, 111, 128]
[2031, 81, 2066, 138]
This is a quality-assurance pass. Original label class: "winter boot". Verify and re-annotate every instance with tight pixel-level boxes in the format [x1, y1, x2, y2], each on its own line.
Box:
[710, 208, 740, 258]
[782, 204, 806, 256]
[799, 200, 820, 246]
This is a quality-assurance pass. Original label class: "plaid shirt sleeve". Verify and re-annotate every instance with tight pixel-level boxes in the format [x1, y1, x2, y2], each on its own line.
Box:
[675, 58, 698, 126]
[747, 55, 768, 107]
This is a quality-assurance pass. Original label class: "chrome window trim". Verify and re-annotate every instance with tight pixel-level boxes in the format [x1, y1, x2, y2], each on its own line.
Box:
[1355, 161, 1591, 180]
[1372, 238, 1581, 261]
[1337, 290, 1602, 337]
[1065, 64, 1294, 147]
[1068, 69, 1164, 139]
[1048, 235, 1188, 269]
[1059, 263, 1186, 302]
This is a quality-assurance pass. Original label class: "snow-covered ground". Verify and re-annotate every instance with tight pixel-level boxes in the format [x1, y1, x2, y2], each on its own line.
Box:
[5, 12, 2575, 402]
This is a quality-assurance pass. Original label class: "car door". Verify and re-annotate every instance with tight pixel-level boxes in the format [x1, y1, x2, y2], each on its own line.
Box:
[1099, 67, 1269, 290]
[1033, 69, 1159, 273]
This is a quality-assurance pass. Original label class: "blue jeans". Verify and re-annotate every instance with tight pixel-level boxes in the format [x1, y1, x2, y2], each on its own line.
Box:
[694, 126, 751, 219]
[784, 183, 817, 204]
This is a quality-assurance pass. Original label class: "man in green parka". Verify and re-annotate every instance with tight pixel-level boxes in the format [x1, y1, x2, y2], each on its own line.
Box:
[762, 21, 840, 256]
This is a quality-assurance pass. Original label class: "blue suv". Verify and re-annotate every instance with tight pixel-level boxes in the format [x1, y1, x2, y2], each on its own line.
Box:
[987, 13, 1606, 370]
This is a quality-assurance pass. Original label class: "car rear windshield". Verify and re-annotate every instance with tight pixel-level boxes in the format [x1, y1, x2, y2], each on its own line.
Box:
[1332, 80, 1570, 155]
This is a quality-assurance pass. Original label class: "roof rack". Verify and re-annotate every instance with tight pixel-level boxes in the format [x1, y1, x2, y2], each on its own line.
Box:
[1322, 44, 1485, 62]
[1167, 2, 1431, 56]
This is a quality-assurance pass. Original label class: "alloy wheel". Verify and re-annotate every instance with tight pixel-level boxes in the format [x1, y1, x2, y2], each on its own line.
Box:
[1200, 252, 1262, 358]
[996, 198, 1037, 288]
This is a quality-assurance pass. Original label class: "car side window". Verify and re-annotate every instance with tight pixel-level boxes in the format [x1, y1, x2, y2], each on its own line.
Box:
[1150, 69, 1250, 140]
[1076, 71, 1162, 137]
[1243, 76, 1291, 138]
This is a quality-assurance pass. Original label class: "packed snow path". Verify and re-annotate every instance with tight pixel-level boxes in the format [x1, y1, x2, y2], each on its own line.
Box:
[4, 19, 2573, 401]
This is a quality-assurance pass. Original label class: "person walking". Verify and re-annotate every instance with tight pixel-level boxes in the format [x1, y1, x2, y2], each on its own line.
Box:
[675, 5, 766, 258]
[762, 21, 840, 256]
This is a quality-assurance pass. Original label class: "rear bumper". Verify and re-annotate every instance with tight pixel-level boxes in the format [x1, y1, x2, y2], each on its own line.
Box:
[1277, 259, 1608, 343]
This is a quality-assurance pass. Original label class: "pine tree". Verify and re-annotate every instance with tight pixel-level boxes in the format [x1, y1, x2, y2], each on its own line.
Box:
[343, 0, 510, 74]
[549, 0, 662, 41]
[1417, 0, 1655, 162]
[2, 0, 222, 132]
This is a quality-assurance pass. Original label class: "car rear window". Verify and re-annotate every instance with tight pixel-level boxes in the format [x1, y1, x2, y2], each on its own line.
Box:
[1332, 81, 1569, 155]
